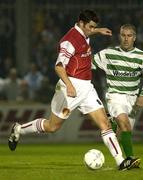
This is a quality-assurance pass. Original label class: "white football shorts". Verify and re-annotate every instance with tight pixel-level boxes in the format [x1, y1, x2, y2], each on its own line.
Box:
[51, 77, 103, 119]
[106, 93, 137, 128]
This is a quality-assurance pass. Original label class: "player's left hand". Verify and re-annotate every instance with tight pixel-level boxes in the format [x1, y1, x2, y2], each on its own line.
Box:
[93, 28, 112, 36]
[136, 96, 143, 107]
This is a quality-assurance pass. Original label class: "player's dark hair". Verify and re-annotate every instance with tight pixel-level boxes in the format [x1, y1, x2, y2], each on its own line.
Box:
[78, 10, 99, 24]
[120, 24, 136, 35]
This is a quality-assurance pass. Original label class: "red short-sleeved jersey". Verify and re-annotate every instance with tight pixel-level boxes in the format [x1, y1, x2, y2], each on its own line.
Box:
[59, 27, 92, 80]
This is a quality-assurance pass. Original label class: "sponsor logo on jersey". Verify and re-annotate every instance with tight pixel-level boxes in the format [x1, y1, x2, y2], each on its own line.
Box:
[113, 70, 138, 77]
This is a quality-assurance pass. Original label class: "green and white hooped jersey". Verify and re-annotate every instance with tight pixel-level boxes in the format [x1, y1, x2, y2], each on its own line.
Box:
[93, 46, 143, 95]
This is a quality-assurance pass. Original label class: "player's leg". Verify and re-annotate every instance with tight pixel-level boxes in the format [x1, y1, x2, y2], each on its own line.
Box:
[116, 113, 140, 168]
[116, 113, 133, 157]
[109, 102, 136, 158]
[88, 108, 140, 170]
[107, 93, 134, 157]
[107, 93, 141, 167]
[8, 112, 65, 151]
[8, 80, 69, 151]
[88, 109, 124, 166]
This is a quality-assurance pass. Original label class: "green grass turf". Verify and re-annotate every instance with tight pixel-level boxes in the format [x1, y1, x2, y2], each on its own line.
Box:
[0, 143, 142, 180]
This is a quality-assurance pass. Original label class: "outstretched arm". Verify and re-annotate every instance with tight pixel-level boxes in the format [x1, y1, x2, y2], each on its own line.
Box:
[92, 28, 112, 36]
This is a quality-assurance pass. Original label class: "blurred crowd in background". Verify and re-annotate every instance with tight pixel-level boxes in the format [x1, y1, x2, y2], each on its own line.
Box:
[0, 0, 143, 103]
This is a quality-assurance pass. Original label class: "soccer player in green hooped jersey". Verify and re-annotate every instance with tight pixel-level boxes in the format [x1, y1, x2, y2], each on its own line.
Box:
[93, 24, 143, 167]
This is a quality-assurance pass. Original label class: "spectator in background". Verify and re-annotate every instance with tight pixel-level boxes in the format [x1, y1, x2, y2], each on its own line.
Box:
[3, 68, 22, 101]
[0, 56, 13, 78]
[24, 63, 44, 100]
[40, 56, 49, 76]
[18, 80, 30, 102]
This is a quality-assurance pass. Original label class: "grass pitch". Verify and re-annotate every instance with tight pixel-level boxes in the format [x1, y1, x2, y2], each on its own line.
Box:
[0, 143, 142, 180]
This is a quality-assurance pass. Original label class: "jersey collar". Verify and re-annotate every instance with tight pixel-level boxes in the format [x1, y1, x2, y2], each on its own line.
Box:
[119, 46, 136, 53]
[74, 24, 89, 41]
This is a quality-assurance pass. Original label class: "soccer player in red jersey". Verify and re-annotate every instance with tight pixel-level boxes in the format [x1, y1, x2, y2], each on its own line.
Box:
[8, 10, 139, 170]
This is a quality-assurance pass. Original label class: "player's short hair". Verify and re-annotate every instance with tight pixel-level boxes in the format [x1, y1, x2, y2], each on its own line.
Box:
[78, 10, 99, 24]
[120, 24, 136, 35]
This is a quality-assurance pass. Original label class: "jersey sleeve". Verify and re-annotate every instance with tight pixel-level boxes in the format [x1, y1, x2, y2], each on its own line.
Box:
[56, 41, 75, 68]
[92, 49, 107, 71]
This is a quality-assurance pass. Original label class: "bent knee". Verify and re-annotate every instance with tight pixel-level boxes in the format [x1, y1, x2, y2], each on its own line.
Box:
[45, 123, 61, 133]
[118, 122, 131, 131]
[48, 126, 59, 133]
[43, 116, 64, 133]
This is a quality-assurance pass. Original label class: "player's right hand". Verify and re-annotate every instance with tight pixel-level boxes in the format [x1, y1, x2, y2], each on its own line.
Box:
[66, 84, 77, 98]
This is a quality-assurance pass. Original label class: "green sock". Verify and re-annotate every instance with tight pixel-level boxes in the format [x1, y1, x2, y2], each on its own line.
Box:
[120, 131, 134, 157]
[111, 119, 118, 133]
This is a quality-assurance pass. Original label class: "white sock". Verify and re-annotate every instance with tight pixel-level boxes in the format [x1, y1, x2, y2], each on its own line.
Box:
[20, 118, 46, 135]
[101, 129, 124, 166]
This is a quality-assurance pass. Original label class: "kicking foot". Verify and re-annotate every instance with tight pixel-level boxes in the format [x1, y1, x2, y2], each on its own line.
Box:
[8, 122, 21, 151]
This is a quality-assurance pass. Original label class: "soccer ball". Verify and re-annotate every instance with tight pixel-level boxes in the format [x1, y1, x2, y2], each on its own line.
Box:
[84, 149, 105, 170]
